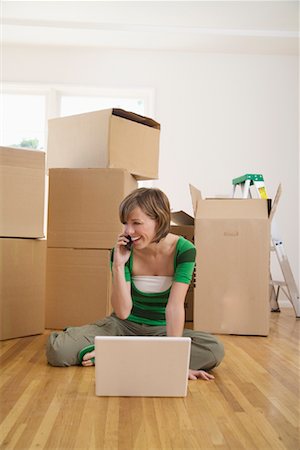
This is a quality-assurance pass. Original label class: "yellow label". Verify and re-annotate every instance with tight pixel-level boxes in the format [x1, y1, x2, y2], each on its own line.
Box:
[258, 187, 268, 199]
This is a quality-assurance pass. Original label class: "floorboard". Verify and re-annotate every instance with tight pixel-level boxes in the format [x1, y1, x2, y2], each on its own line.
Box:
[0, 308, 299, 449]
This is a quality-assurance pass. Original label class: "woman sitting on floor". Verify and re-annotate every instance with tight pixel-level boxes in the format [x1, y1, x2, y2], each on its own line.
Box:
[46, 187, 224, 380]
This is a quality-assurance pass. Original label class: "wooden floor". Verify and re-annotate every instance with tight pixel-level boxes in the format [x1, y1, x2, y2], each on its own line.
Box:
[0, 308, 299, 450]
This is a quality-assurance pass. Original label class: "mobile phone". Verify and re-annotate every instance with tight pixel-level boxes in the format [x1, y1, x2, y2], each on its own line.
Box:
[125, 235, 132, 251]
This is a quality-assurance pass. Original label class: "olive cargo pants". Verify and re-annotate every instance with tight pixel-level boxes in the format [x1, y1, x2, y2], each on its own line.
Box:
[46, 314, 224, 370]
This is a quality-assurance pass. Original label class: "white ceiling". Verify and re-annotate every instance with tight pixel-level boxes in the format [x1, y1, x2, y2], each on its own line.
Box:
[2, 1, 299, 54]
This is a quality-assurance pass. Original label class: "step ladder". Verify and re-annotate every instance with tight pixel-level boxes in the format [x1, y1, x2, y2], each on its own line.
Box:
[232, 173, 300, 318]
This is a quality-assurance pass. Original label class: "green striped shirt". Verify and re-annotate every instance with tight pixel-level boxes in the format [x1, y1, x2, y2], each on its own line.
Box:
[111, 236, 196, 326]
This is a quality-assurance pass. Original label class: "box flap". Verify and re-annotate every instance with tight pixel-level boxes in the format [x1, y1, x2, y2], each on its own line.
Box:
[189, 184, 202, 216]
[268, 184, 281, 222]
[171, 211, 194, 226]
[112, 108, 160, 130]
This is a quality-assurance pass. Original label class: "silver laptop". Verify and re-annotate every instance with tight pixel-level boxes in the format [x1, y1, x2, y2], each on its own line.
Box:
[95, 336, 191, 397]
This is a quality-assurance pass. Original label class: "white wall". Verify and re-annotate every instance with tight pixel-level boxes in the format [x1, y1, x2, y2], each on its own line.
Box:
[3, 44, 299, 289]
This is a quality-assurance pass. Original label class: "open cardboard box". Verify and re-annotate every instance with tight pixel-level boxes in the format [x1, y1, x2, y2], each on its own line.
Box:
[47, 108, 160, 180]
[189, 184, 281, 336]
[170, 210, 194, 243]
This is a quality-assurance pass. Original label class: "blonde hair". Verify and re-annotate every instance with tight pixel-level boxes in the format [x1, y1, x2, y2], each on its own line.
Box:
[119, 188, 171, 243]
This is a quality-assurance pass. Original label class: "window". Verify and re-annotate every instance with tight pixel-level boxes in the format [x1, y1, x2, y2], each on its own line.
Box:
[1, 93, 46, 149]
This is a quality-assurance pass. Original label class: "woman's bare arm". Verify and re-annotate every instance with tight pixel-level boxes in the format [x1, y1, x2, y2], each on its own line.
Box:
[111, 234, 133, 320]
[165, 282, 189, 337]
[111, 265, 132, 319]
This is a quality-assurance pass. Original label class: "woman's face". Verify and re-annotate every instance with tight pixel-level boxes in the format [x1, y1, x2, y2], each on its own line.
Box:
[123, 207, 157, 249]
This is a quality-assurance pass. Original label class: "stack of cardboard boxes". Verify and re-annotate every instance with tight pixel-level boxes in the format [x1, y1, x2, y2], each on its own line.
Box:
[0, 147, 46, 340]
[45, 109, 160, 329]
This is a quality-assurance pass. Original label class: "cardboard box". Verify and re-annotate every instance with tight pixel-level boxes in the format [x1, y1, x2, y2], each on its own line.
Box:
[46, 248, 112, 329]
[47, 108, 160, 180]
[184, 284, 194, 322]
[170, 211, 194, 243]
[0, 238, 46, 340]
[189, 184, 279, 336]
[0, 146, 45, 238]
[47, 168, 138, 249]
[171, 211, 195, 322]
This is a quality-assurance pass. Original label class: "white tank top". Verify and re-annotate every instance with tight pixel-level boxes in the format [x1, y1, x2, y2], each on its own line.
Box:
[132, 275, 173, 293]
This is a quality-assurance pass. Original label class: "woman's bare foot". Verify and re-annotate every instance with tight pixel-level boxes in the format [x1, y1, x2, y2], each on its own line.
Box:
[81, 350, 96, 367]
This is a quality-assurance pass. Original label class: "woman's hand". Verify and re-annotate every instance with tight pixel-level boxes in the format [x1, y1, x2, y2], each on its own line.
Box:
[113, 234, 132, 267]
[188, 369, 215, 381]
